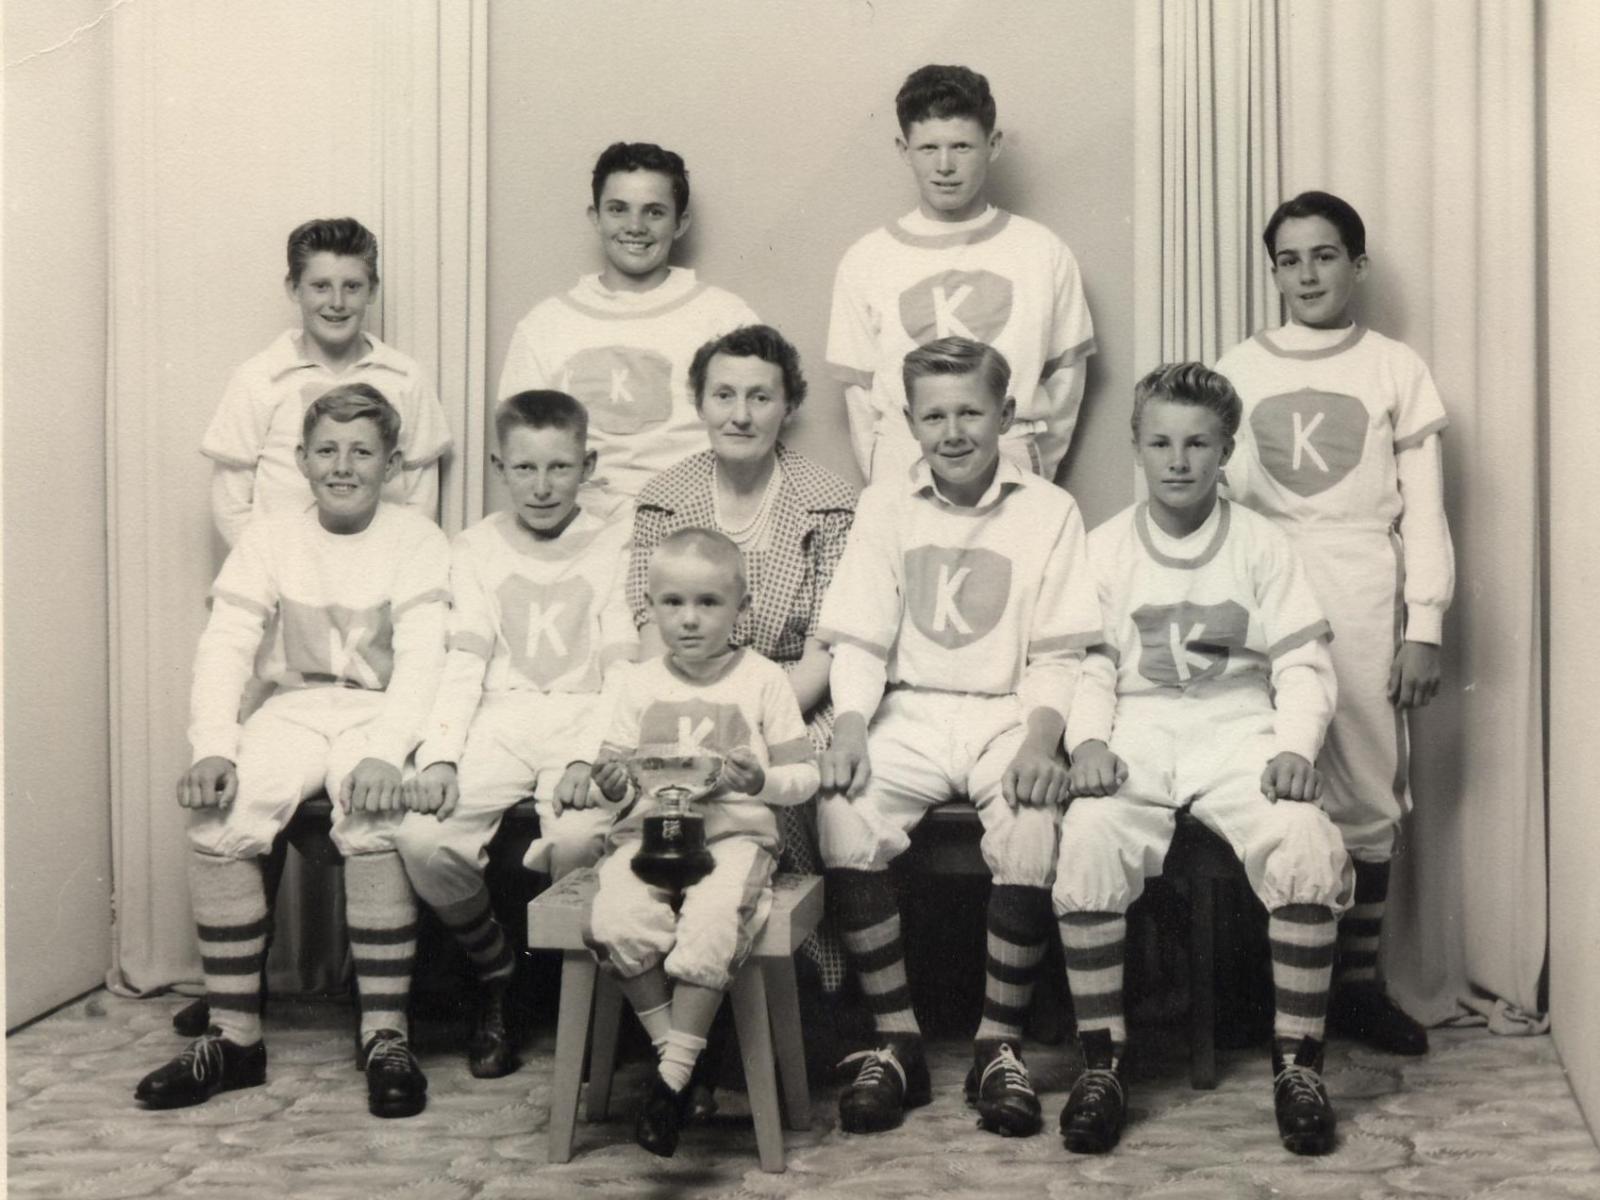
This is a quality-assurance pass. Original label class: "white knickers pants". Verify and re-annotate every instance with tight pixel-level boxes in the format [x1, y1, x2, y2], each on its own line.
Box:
[818, 689, 1060, 887]
[585, 836, 776, 991]
[187, 687, 404, 860]
[395, 692, 613, 906]
[1052, 688, 1353, 916]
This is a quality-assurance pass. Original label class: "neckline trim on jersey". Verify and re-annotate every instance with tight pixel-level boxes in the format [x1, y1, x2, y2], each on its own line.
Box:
[1253, 324, 1367, 360]
[1135, 498, 1231, 570]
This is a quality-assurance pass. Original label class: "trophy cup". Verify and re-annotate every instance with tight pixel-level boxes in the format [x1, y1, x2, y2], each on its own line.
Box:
[627, 751, 722, 890]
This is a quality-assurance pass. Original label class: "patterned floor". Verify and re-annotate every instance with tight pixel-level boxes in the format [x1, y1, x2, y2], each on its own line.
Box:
[8, 990, 1599, 1199]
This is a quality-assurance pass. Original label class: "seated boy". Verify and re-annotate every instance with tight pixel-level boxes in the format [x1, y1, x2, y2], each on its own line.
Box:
[135, 384, 450, 1119]
[827, 64, 1096, 485]
[817, 336, 1101, 1138]
[395, 389, 636, 1079]
[1053, 363, 1353, 1157]
[586, 529, 819, 1158]
[498, 142, 758, 503]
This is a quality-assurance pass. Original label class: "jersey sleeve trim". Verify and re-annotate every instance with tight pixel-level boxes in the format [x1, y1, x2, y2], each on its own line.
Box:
[817, 627, 891, 661]
[827, 362, 875, 390]
[1030, 630, 1101, 655]
[1268, 618, 1334, 661]
[402, 446, 449, 470]
[393, 587, 450, 621]
[768, 736, 815, 768]
[1394, 416, 1448, 453]
[200, 448, 257, 469]
[1041, 337, 1099, 378]
[211, 589, 272, 620]
[1086, 642, 1121, 667]
[448, 631, 494, 660]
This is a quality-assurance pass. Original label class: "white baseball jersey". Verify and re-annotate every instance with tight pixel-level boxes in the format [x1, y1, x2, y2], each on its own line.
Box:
[1067, 498, 1336, 765]
[497, 268, 759, 498]
[826, 207, 1096, 451]
[818, 457, 1100, 722]
[190, 503, 450, 768]
[417, 506, 637, 768]
[202, 330, 452, 540]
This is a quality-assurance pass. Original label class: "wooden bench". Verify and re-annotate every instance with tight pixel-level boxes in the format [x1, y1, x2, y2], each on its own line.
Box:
[527, 868, 822, 1173]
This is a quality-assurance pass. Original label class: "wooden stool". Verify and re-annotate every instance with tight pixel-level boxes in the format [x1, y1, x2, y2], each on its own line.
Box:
[527, 868, 822, 1173]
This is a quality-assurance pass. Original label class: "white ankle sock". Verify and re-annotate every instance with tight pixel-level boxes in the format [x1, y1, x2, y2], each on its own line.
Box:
[658, 1030, 706, 1093]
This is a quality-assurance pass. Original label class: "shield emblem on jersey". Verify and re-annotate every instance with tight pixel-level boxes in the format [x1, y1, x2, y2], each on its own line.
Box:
[558, 346, 674, 435]
[280, 598, 394, 688]
[637, 698, 753, 758]
[1249, 389, 1368, 498]
[1131, 600, 1250, 687]
[904, 546, 1011, 650]
[898, 269, 1014, 345]
[497, 576, 593, 688]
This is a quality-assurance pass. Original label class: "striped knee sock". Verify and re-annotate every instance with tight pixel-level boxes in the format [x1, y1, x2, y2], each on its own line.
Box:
[829, 869, 920, 1037]
[1059, 912, 1126, 1045]
[191, 852, 268, 1046]
[345, 851, 418, 1043]
[1271, 903, 1337, 1045]
[1336, 859, 1388, 986]
[975, 884, 1052, 1043]
[437, 887, 514, 986]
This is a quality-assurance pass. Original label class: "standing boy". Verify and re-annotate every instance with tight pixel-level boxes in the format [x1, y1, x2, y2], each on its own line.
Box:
[1217, 191, 1455, 1055]
[136, 385, 450, 1119]
[395, 390, 637, 1079]
[498, 143, 759, 503]
[1053, 363, 1352, 1157]
[827, 65, 1096, 485]
[817, 337, 1101, 1138]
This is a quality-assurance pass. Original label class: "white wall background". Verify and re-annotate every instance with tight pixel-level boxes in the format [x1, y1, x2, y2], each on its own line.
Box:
[3, 0, 115, 1028]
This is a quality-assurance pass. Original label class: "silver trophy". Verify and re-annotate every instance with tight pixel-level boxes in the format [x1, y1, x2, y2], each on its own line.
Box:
[627, 752, 722, 890]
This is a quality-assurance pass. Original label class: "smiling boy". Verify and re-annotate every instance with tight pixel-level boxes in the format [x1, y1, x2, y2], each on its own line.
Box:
[497, 144, 758, 502]
[827, 65, 1096, 485]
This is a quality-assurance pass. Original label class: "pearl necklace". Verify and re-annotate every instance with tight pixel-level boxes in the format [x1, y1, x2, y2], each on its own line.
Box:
[713, 459, 782, 546]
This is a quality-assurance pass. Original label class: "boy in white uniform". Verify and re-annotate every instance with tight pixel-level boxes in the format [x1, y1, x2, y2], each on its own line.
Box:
[498, 143, 759, 503]
[203, 217, 452, 545]
[1216, 191, 1455, 1056]
[586, 529, 819, 1158]
[1054, 363, 1352, 1157]
[827, 65, 1096, 485]
[395, 390, 637, 1079]
[817, 337, 1101, 1138]
[136, 385, 450, 1120]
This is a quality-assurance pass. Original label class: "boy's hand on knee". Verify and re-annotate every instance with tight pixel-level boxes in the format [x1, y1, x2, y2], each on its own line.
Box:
[1388, 640, 1442, 709]
[819, 713, 871, 797]
[1066, 740, 1127, 798]
[177, 756, 238, 809]
[1004, 747, 1070, 808]
[720, 747, 766, 796]
[341, 757, 403, 814]
[1261, 752, 1321, 803]
[405, 762, 459, 820]
[553, 762, 595, 814]
[592, 759, 631, 804]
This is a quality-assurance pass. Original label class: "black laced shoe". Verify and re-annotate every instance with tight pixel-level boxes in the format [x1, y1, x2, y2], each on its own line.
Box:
[468, 980, 520, 1079]
[1328, 981, 1429, 1055]
[1272, 1036, 1337, 1155]
[635, 1074, 691, 1157]
[1059, 1030, 1127, 1154]
[363, 1030, 428, 1119]
[964, 1039, 1042, 1137]
[135, 1027, 266, 1109]
[836, 1034, 932, 1134]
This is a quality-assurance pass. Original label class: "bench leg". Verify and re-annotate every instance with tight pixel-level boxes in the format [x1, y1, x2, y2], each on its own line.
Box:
[549, 950, 597, 1163]
[761, 955, 811, 1131]
[586, 972, 624, 1121]
[1189, 878, 1218, 1090]
[730, 963, 786, 1173]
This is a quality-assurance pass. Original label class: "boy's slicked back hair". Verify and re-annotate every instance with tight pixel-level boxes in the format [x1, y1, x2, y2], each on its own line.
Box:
[895, 64, 997, 134]
[652, 526, 748, 596]
[688, 324, 808, 410]
[902, 336, 1011, 408]
[301, 381, 402, 453]
[1263, 190, 1367, 259]
[590, 142, 691, 216]
[286, 217, 380, 286]
[495, 389, 589, 446]
[1131, 362, 1242, 440]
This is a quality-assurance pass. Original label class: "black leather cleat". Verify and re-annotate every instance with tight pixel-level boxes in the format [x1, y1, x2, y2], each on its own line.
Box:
[964, 1039, 1042, 1137]
[1059, 1030, 1127, 1154]
[363, 1030, 428, 1119]
[836, 1033, 932, 1134]
[135, 1028, 266, 1109]
[1272, 1036, 1337, 1155]
[635, 1075, 691, 1158]
[468, 981, 520, 1079]
[1328, 982, 1428, 1055]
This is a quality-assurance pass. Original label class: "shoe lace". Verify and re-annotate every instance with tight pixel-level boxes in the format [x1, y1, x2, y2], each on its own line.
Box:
[1071, 1065, 1124, 1110]
[1274, 1061, 1324, 1107]
[838, 1046, 907, 1093]
[179, 1032, 227, 1082]
[365, 1032, 415, 1072]
[980, 1043, 1034, 1097]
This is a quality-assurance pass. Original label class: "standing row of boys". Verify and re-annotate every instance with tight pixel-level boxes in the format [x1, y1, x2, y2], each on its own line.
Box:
[134, 65, 1454, 1161]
